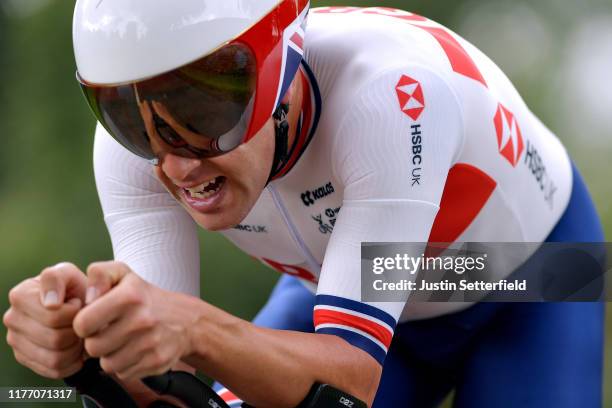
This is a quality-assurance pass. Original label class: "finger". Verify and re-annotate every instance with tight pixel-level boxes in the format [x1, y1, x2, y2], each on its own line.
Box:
[39, 263, 87, 309]
[98, 334, 145, 376]
[9, 331, 84, 375]
[83, 307, 142, 358]
[117, 348, 175, 381]
[14, 349, 84, 379]
[85, 261, 131, 304]
[75, 274, 143, 337]
[103, 338, 175, 380]
[8, 284, 83, 329]
[5, 309, 81, 351]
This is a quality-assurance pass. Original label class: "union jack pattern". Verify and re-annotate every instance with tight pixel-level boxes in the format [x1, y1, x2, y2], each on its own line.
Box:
[314, 295, 397, 365]
[274, 8, 308, 110]
[218, 387, 243, 407]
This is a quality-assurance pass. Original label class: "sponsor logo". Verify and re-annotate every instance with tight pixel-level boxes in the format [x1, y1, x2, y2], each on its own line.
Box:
[396, 75, 425, 121]
[312, 207, 341, 234]
[301, 182, 335, 206]
[493, 103, 524, 167]
[524, 140, 557, 209]
[208, 399, 222, 408]
[411, 124, 423, 186]
[233, 224, 268, 233]
[339, 397, 355, 407]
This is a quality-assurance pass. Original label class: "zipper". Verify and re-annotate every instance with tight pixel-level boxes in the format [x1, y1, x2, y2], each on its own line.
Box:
[267, 183, 322, 275]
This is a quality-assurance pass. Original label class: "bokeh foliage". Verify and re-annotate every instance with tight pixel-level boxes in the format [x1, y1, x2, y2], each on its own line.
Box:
[0, 1, 610, 407]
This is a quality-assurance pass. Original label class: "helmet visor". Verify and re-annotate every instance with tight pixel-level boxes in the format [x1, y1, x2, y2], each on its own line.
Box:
[78, 43, 257, 160]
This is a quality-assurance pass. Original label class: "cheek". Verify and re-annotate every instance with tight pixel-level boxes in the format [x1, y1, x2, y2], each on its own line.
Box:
[153, 167, 181, 199]
[224, 121, 276, 187]
[249, 121, 276, 177]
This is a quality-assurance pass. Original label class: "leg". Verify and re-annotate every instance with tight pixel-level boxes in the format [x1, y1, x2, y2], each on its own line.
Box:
[373, 341, 454, 408]
[374, 303, 507, 408]
[455, 161, 605, 407]
[251, 274, 316, 331]
[454, 302, 604, 408]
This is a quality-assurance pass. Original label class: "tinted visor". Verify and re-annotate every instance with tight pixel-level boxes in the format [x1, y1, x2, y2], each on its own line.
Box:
[79, 43, 257, 160]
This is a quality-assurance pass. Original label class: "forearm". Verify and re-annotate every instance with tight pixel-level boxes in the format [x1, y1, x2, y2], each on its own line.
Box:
[182, 299, 381, 407]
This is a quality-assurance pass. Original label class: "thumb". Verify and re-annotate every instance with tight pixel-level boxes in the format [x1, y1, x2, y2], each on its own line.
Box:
[39, 263, 87, 309]
[85, 261, 132, 304]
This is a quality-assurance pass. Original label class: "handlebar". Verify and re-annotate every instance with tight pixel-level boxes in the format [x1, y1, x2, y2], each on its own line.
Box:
[64, 359, 223, 408]
[64, 359, 367, 408]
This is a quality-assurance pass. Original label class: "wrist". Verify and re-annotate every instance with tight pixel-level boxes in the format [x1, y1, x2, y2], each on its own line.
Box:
[181, 296, 209, 360]
[182, 298, 248, 368]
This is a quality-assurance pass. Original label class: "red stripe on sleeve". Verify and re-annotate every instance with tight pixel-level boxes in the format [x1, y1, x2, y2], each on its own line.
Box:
[314, 309, 393, 348]
[219, 389, 240, 403]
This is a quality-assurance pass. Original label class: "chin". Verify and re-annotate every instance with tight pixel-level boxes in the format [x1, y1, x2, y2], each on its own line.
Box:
[189, 201, 252, 232]
[192, 214, 235, 231]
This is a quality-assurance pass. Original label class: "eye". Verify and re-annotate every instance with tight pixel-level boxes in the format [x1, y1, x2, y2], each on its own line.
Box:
[153, 114, 186, 148]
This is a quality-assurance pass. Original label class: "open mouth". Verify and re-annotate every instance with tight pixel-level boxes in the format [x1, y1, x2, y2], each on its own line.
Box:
[183, 176, 226, 200]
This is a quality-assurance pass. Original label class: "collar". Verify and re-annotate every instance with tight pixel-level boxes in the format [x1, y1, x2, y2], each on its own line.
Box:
[269, 60, 322, 182]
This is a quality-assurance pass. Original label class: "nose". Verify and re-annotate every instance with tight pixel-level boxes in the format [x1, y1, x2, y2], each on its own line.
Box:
[160, 153, 202, 185]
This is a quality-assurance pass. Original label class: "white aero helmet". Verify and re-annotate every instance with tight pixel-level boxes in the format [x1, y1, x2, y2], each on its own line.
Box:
[73, 0, 309, 160]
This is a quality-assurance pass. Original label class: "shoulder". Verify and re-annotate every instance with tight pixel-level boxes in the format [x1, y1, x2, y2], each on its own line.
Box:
[325, 65, 464, 196]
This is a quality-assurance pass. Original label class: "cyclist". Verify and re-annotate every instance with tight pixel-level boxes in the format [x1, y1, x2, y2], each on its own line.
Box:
[4, 1, 604, 407]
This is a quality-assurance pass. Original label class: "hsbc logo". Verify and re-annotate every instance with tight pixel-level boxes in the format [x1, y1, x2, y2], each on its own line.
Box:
[395, 75, 425, 121]
[493, 103, 524, 167]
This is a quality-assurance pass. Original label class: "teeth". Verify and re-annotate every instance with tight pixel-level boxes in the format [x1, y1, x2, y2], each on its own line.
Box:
[184, 177, 223, 199]
[190, 190, 215, 199]
[186, 179, 214, 194]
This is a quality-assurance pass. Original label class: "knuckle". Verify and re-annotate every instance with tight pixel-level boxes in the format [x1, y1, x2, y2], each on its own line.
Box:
[9, 279, 38, 307]
[135, 313, 156, 331]
[13, 351, 28, 366]
[7, 287, 18, 305]
[39, 266, 60, 281]
[3, 308, 14, 327]
[6, 330, 16, 347]
[117, 262, 133, 275]
[54, 262, 78, 272]
[85, 262, 104, 277]
[148, 350, 165, 369]
[8, 284, 26, 305]
[121, 288, 143, 307]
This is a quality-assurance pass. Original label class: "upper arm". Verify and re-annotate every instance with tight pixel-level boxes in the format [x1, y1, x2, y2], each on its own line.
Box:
[93, 124, 201, 296]
[316, 66, 464, 364]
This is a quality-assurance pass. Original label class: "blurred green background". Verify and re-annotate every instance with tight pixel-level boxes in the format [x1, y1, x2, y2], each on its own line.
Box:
[0, 0, 610, 407]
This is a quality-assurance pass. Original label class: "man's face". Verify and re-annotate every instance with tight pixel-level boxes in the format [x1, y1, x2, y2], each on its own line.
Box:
[153, 118, 276, 231]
